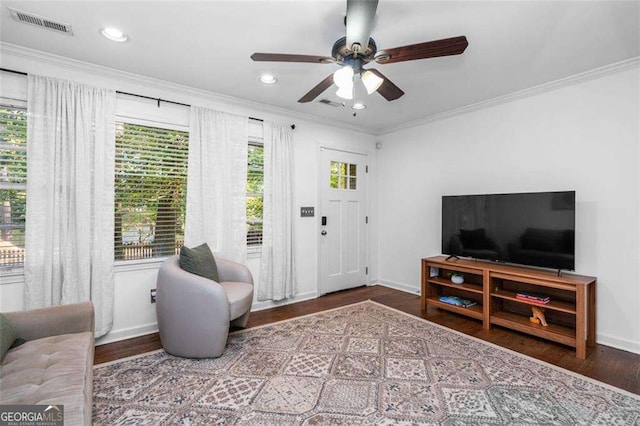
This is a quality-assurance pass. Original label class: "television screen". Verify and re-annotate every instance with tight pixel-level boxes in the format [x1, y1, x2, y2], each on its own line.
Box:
[442, 191, 575, 270]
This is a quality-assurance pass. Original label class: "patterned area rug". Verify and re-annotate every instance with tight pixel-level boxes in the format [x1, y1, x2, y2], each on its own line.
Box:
[93, 301, 640, 425]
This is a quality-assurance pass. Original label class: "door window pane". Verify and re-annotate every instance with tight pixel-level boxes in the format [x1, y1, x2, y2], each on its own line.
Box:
[329, 161, 357, 190]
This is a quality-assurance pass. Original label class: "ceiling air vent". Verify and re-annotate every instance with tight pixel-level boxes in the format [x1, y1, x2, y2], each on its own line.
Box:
[9, 8, 73, 35]
[318, 99, 345, 108]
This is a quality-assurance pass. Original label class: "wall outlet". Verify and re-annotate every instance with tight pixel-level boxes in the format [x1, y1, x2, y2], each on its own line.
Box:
[150, 289, 157, 303]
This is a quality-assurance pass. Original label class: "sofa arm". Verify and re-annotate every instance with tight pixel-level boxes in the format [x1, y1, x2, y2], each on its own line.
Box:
[4, 301, 95, 341]
[216, 257, 254, 284]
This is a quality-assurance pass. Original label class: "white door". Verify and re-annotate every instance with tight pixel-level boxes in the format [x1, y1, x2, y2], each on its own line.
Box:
[319, 148, 368, 294]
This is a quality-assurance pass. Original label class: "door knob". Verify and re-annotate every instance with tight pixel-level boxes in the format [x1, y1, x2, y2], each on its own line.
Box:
[321, 230, 327, 236]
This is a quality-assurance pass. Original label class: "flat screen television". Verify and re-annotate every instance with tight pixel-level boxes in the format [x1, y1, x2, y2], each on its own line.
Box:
[442, 191, 575, 271]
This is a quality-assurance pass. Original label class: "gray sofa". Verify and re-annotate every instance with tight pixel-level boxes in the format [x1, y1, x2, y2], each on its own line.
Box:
[0, 302, 95, 426]
[156, 255, 254, 358]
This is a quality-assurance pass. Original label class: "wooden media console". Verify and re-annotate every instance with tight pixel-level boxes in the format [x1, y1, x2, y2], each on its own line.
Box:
[422, 256, 597, 359]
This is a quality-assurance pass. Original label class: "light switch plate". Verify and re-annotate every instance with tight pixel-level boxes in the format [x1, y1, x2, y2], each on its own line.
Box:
[301, 207, 315, 217]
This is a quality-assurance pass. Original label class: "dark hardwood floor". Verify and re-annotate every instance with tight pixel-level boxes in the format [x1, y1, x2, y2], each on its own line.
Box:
[95, 285, 640, 395]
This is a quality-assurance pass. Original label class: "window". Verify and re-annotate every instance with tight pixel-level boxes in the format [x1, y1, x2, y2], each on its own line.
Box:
[114, 122, 188, 261]
[0, 106, 27, 269]
[330, 161, 357, 190]
[247, 142, 264, 246]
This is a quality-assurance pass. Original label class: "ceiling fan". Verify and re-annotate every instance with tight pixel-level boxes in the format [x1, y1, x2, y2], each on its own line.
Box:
[251, 0, 468, 104]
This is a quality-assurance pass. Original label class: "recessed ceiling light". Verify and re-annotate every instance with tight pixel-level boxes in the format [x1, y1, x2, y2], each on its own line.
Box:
[100, 27, 129, 42]
[259, 74, 277, 84]
[352, 103, 366, 110]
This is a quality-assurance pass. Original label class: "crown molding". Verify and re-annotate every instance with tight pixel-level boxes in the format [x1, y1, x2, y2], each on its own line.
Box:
[378, 56, 640, 135]
[3, 42, 636, 138]
[0, 42, 375, 136]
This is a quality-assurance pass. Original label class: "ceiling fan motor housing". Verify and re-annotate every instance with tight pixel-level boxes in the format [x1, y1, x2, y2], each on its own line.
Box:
[332, 36, 377, 65]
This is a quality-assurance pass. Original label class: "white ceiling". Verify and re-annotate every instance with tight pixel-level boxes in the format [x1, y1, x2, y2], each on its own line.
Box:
[1, 1, 638, 133]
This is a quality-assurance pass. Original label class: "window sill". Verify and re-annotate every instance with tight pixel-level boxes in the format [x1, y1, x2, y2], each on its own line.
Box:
[247, 246, 262, 259]
[0, 268, 25, 285]
[3, 250, 262, 280]
[114, 257, 166, 272]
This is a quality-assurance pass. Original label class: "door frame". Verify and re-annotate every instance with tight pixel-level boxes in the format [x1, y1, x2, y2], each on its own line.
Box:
[317, 144, 372, 296]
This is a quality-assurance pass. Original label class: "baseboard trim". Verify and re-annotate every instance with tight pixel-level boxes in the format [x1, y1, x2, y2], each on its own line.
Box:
[95, 291, 320, 345]
[597, 332, 640, 355]
[96, 323, 159, 346]
[251, 290, 319, 312]
[94, 284, 640, 357]
[375, 281, 640, 355]
[375, 279, 421, 295]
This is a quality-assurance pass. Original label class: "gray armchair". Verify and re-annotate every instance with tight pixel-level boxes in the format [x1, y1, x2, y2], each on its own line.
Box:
[156, 255, 254, 358]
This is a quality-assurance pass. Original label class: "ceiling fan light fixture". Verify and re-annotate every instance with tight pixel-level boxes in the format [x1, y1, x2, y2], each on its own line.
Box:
[333, 66, 354, 88]
[100, 27, 129, 42]
[336, 86, 353, 100]
[259, 74, 277, 84]
[361, 70, 384, 94]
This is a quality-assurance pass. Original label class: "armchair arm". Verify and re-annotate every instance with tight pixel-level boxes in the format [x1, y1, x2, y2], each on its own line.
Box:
[4, 301, 95, 341]
[216, 257, 254, 284]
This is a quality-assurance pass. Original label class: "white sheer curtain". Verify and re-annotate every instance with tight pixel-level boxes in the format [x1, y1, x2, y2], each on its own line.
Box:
[185, 106, 248, 263]
[24, 75, 116, 337]
[258, 121, 296, 301]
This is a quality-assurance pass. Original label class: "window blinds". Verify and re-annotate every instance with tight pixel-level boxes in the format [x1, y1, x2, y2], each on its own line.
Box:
[0, 106, 27, 268]
[247, 142, 264, 246]
[114, 121, 189, 260]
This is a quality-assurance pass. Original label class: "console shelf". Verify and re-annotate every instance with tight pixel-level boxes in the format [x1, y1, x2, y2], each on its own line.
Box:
[427, 277, 484, 295]
[425, 296, 484, 320]
[491, 289, 576, 314]
[490, 311, 576, 347]
[421, 256, 597, 359]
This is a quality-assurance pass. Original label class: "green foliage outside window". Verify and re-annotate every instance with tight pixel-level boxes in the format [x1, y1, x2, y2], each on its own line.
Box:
[114, 122, 188, 260]
[2, 114, 264, 266]
[247, 143, 264, 246]
[0, 106, 27, 268]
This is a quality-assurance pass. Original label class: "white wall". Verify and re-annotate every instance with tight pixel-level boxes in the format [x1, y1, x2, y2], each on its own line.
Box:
[0, 44, 377, 344]
[377, 66, 640, 354]
[3, 43, 637, 354]
[102, 117, 377, 344]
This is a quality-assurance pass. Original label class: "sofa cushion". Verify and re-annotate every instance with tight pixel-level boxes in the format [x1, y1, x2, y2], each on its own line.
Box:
[220, 282, 254, 320]
[0, 332, 94, 426]
[180, 243, 219, 282]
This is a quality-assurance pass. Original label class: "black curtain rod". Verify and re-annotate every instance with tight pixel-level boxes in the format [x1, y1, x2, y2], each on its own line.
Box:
[118, 90, 191, 108]
[0, 68, 26, 76]
[0, 67, 295, 129]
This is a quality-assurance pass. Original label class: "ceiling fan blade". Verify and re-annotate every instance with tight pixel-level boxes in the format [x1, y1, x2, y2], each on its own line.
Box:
[251, 53, 334, 64]
[375, 36, 468, 64]
[367, 69, 404, 101]
[346, 0, 378, 52]
[298, 74, 335, 103]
